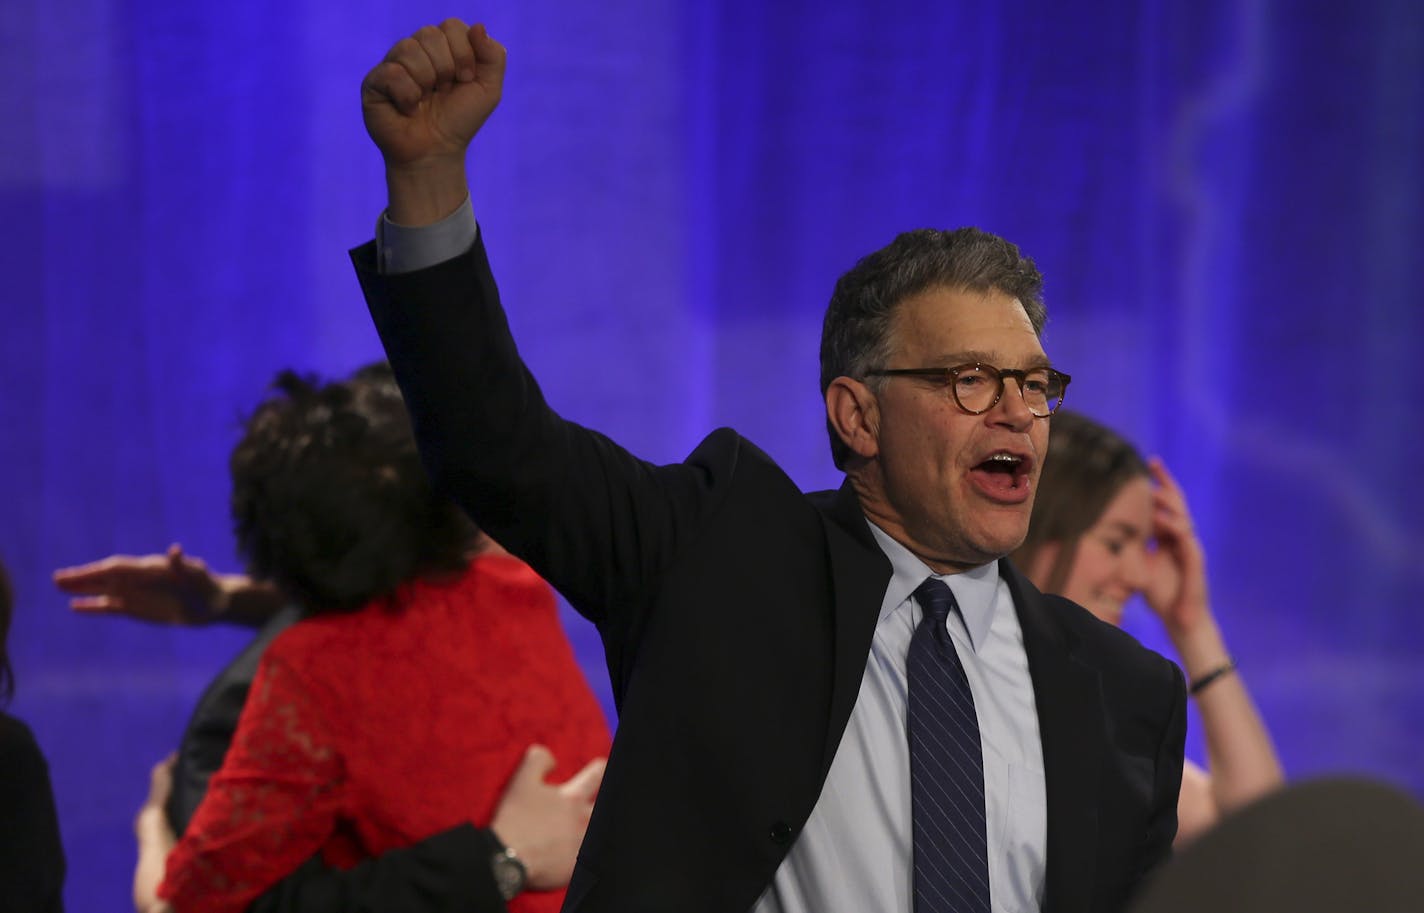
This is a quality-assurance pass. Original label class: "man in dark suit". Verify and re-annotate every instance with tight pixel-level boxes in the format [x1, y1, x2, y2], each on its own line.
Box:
[354, 18, 1186, 913]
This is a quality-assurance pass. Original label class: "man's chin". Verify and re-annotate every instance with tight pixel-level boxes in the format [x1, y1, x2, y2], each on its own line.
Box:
[971, 518, 1031, 562]
[904, 511, 1028, 571]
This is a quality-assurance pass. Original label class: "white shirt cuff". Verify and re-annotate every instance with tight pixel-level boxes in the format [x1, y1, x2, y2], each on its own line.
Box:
[376, 197, 478, 274]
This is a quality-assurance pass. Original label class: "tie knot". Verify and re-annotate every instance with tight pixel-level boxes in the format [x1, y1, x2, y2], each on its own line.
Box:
[914, 577, 959, 627]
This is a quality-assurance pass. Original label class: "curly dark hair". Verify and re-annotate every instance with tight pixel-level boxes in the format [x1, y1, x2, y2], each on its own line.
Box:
[1011, 410, 1149, 592]
[0, 558, 14, 707]
[229, 363, 479, 613]
[819, 227, 1047, 470]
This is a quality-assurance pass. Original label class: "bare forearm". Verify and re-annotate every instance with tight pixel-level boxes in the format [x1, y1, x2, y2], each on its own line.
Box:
[133, 807, 175, 913]
[1168, 611, 1285, 813]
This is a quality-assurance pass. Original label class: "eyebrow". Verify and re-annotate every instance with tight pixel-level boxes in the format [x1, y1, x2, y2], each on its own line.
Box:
[1104, 521, 1146, 540]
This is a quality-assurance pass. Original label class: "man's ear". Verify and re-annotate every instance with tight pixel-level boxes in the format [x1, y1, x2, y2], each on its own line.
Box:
[826, 376, 881, 461]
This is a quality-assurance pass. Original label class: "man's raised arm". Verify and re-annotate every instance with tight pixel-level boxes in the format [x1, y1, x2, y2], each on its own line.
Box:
[360, 18, 505, 227]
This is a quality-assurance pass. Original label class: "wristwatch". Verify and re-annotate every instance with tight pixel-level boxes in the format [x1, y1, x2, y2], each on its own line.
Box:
[489, 835, 528, 902]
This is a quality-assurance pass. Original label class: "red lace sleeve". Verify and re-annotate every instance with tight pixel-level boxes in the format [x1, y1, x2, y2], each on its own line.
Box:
[159, 649, 346, 913]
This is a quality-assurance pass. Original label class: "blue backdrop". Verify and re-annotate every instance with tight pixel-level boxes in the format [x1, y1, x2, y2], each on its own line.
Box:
[3, 1, 1421, 908]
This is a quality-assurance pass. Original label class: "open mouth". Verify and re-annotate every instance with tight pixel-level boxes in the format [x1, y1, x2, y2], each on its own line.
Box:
[968, 451, 1033, 502]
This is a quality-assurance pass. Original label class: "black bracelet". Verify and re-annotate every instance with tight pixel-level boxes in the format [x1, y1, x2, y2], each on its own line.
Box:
[1189, 658, 1237, 696]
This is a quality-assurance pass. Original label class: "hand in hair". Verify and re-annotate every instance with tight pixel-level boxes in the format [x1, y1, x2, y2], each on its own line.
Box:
[1141, 458, 1211, 637]
[1139, 458, 1284, 840]
[54, 544, 284, 628]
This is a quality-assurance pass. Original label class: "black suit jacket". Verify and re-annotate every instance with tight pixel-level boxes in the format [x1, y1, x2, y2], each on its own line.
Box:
[172, 607, 509, 913]
[356, 233, 1186, 913]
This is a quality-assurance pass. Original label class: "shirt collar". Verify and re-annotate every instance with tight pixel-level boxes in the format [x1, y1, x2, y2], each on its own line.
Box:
[865, 520, 1001, 653]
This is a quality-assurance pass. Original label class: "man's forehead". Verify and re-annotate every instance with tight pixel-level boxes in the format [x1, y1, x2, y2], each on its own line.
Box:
[891, 290, 1046, 359]
[893, 285, 1035, 329]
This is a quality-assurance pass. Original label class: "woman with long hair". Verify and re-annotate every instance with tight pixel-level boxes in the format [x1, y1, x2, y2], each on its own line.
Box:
[1013, 411, 1284, 844]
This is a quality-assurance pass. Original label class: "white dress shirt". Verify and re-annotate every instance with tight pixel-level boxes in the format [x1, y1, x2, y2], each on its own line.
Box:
[751, 522, 1047, 913]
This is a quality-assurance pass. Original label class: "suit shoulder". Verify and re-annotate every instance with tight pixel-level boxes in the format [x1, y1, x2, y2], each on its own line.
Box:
[1050, 594, 1181, 685]
[684, 427, 805, 502]
[686, 427, 773, 474]
[0, 712, 43, 763]
[0, 713, 53, 795]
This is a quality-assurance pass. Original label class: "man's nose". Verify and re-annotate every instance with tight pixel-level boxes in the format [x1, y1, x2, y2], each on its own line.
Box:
[991, 377, 1036, 429]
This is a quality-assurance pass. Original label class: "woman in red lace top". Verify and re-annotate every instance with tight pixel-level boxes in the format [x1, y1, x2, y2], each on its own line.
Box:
[152, 365, 610, 913]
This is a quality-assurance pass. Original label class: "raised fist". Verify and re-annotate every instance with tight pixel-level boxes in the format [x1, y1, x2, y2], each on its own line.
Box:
[361, 19, 507, 169]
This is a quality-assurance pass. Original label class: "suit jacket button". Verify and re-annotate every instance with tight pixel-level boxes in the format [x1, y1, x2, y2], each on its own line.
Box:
[769, 822, 793, 845]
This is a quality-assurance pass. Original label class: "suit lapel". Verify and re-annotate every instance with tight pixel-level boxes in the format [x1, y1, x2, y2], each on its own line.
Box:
[1004, 562, 1103, 913]
[812, 480, 892, 774]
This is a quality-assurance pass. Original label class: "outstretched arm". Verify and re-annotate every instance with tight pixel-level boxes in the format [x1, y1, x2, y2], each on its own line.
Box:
[1142, 458, 1284, 839]
[55, 544, 285, 628]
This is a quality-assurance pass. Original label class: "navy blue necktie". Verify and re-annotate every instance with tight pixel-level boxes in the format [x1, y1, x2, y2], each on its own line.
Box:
[907, 577, 991, 913]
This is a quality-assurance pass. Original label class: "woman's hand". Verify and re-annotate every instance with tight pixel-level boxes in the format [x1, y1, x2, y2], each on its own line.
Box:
[1142, 458, 1212, 638]
[133, 754, 178, 913]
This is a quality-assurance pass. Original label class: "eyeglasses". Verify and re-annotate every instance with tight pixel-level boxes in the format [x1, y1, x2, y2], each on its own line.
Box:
[864, 362, 1072, 418]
